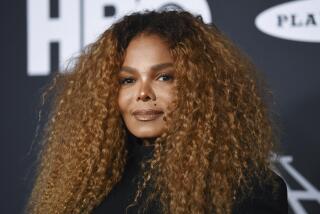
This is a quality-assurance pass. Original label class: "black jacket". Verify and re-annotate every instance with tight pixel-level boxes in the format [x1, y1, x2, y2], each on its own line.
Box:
[231, 171, 288, 213]
[92, 142, 288, 214]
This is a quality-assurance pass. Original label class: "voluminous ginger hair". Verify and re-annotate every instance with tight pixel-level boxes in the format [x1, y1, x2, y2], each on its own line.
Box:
[26, 10, 279, 214]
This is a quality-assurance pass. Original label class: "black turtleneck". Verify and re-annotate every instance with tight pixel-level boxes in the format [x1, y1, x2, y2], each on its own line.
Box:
[92, 140, 158, 214]
[92, 139, 288, 214]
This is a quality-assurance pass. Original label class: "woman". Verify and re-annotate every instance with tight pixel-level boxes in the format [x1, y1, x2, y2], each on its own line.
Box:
[26, 10, 288, 214]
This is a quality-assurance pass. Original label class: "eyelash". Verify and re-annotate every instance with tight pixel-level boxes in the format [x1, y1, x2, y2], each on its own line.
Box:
[119, 73, 174, 85]
[158, 73, 174, 81]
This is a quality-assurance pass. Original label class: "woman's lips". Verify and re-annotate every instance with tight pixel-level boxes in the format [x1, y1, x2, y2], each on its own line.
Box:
[132, 109, 164, 121]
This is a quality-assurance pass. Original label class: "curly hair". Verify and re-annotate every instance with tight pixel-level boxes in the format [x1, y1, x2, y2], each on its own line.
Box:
[25, 10, 280, 214]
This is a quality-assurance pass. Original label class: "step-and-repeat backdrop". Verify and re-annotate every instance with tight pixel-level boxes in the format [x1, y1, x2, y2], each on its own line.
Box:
[1, 0, 319, 213]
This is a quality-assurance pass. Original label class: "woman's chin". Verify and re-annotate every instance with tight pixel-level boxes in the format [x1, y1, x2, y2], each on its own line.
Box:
[133, 133, 160, 139]
[130, 128, 163, 139]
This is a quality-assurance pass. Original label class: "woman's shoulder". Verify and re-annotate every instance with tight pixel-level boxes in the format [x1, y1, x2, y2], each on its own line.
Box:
[232, 170, 288, 214]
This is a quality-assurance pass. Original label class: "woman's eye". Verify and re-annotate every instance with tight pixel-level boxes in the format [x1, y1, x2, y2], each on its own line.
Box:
[119, 77, 135, 85]
[158, 74, 173, 81]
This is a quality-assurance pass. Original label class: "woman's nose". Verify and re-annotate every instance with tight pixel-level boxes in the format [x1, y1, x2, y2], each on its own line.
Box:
[136, 82, 156, 102]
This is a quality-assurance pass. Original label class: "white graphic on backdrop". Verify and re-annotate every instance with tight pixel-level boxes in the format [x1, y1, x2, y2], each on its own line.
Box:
[276, 156, 320, 214]
[27, 0, 212, 76]
[27, 0, 80, 76]
[255, 0, 320, 43]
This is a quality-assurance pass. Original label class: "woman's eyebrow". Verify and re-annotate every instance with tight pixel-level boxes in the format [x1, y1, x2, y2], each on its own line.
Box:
[119, 62, 173, 73]
[151, 62, 174, 71]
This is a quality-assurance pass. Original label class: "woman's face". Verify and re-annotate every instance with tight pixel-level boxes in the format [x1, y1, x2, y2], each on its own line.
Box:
[117, 33, 177, 139]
